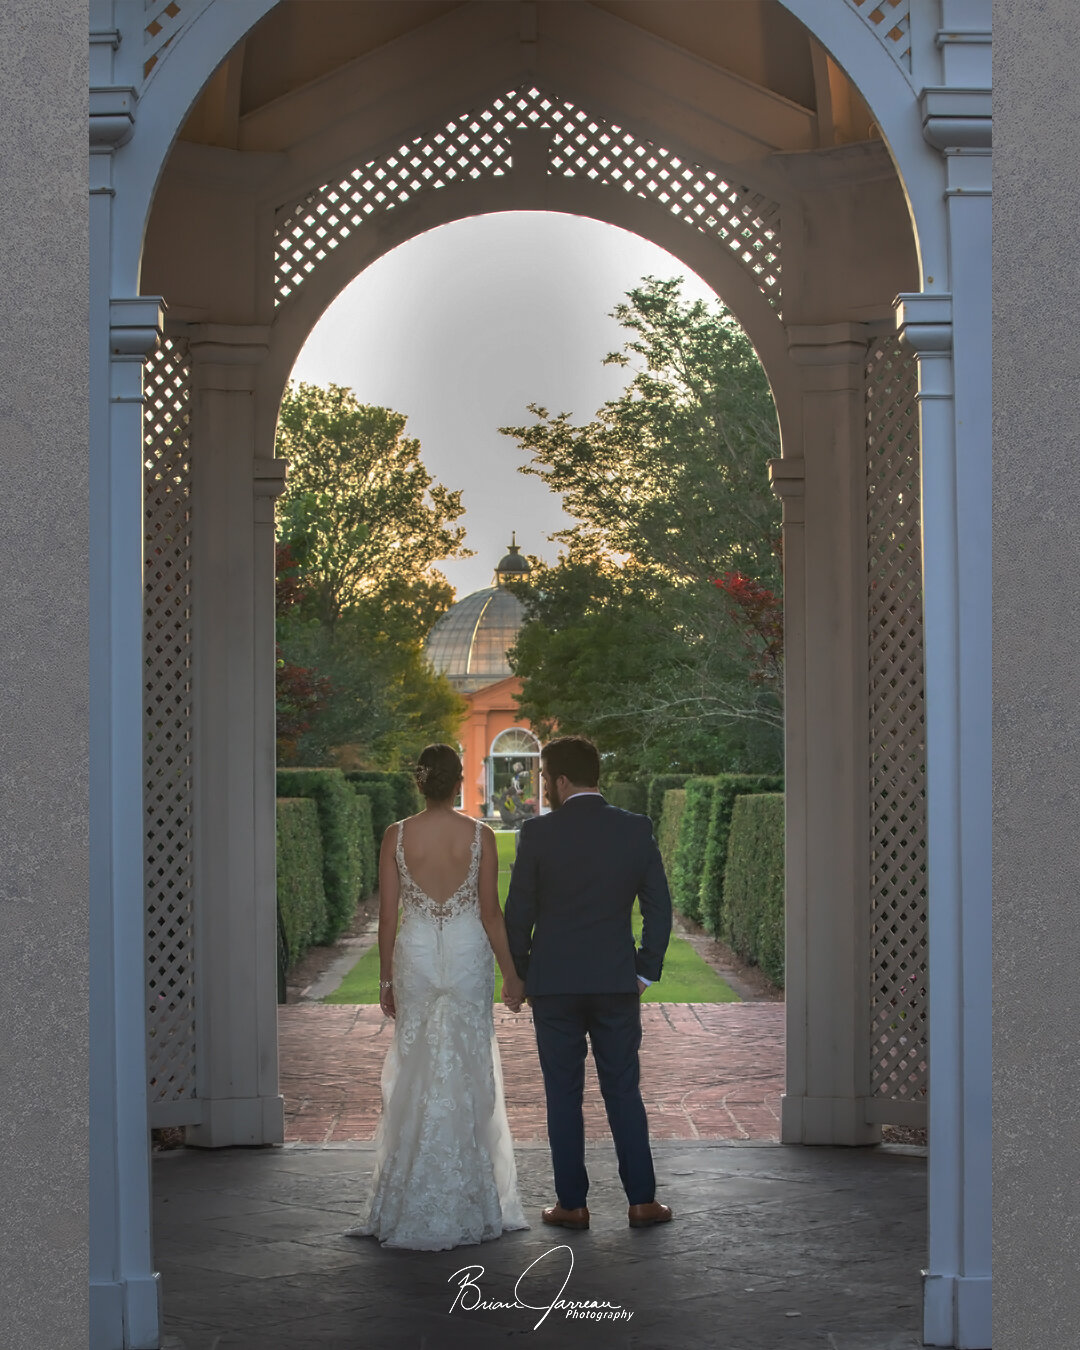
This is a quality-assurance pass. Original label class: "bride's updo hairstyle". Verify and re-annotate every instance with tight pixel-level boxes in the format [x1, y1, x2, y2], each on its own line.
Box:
[415, 743, 463, 801]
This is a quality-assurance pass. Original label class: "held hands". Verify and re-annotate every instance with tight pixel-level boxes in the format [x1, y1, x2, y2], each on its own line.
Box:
[501, 970, 526, 1013]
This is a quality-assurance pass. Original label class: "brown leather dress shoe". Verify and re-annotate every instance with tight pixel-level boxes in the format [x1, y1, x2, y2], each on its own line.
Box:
[541, 1204, 590, 1230]
[628, 1201, 673, 1228]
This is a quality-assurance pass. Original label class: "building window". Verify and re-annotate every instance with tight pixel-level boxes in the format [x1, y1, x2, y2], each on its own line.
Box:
[489, 727, 543, 820]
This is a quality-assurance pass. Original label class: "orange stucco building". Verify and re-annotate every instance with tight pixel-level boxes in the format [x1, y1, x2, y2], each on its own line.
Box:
[426, 539, 545, 821]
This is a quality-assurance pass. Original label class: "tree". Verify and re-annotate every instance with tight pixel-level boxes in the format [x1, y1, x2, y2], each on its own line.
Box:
[502, 275, 781, 589]
[276, 382, 470, 632]
[275, 594, 465, 769]
[274, 387, 469, 766]
[500, 278, 783, 774]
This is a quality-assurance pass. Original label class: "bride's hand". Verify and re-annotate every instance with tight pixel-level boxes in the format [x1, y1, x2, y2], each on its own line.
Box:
[501, 971, 525, 1012]
[379, 983, 396, 1019]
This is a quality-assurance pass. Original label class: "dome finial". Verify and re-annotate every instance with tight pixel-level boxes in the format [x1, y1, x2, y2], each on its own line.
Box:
[495, 533, 530, 586]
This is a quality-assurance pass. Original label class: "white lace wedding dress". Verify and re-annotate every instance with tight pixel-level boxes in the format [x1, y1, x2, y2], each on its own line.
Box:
[348, 816, 529, 1250]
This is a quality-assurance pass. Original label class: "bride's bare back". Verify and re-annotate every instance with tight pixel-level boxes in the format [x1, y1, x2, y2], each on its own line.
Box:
[399, 808, 482, 905]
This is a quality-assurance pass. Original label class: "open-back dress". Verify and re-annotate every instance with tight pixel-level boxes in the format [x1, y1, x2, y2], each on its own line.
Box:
[348, 816, 528, 1249]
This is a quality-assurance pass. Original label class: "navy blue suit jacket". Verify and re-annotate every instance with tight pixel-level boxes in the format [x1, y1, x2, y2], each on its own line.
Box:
[504, 794, 673, 996]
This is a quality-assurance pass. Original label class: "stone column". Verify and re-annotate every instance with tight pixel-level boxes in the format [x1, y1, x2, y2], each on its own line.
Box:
[183, 324, 287, 1148]
[88, 295, 166, 1348]
[777, 323, 878, 1147]
[899, 146, 991, 1350]
[89, 14, 164, 1341]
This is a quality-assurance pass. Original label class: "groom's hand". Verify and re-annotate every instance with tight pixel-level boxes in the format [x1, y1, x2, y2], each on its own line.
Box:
[637, 977, 647, 998]
[501, 971, 526, 1013]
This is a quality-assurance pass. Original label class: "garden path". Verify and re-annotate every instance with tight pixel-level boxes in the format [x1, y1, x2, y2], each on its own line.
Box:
[278, 1000, 785, 1143]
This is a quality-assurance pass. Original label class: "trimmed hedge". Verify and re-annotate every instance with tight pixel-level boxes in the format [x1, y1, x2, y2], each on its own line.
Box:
[657, 789, 688, 879]
[669, 777, 719, 923]
[276, 797, 327, 974]
[646, 774, 692, 830]
[605, 780, 648, 815]
[699, 774, 784, 937]
[352, 792, 376, 898]
[344, 770, 421, 824]
[723, 793, 785, 987]
[276, 767, 370, 943]
[349, 778, 396, 845]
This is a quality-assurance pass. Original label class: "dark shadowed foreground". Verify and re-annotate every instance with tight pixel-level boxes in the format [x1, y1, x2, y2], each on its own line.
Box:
[155, 1139, 924, 1350]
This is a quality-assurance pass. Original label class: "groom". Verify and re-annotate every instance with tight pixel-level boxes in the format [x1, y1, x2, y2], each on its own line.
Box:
[504, 735, 674, 1229]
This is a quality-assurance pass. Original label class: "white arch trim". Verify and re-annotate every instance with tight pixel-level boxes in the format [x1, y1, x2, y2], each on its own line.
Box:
[254, 173, 795, 454]
[120, 0, 943, 298]
[490, 727, 541, 757]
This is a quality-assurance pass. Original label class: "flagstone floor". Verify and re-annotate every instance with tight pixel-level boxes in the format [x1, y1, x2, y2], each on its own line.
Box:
[278, 1001, 786, 1144]
[155, 1139, 927, 1350]
[160, 993, 928, 1348]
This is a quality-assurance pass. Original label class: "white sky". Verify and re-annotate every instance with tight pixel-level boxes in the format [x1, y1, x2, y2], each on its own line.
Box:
[289, 211, 718, 598]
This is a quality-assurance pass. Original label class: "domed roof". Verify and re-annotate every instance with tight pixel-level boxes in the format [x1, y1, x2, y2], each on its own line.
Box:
[426, 540, 531, 692]
[426, 586, 525, 692]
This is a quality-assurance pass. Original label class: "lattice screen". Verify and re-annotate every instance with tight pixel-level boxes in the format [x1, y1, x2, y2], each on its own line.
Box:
[845, 0, 913, 74]
[143, 336, 199, 1126]
[865, 334, 926, 1120]
[275, 85, 781, 309]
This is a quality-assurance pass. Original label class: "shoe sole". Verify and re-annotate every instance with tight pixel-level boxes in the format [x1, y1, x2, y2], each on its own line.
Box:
[628, 1215, 673, 1228]
[542, 1216, 590, 1230]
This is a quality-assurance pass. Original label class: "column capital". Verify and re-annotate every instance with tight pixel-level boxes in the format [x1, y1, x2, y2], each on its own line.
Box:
[90, 85, 137, 152]
[253, 459, 289, 524]
[894, 293, 953, 356]
[185, 324, 272, 391]
[186, 323, 273, 366]
[919, 87, 991, 153]
[767, 458, 804, 524]
[785, 322, 876, 367]
[109, 297, 165, 360]
[253, 459, 289, 498]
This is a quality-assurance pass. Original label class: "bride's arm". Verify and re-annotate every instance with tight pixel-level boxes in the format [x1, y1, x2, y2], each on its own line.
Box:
[377, 827, 400, 1017]
[477, 828, 525, 1006]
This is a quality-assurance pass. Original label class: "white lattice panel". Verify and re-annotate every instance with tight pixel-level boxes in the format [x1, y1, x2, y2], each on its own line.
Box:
[845, 0, 913, 74]
[143, 336, 199, 1125]
[275, 85, 781, 309]
[865, 334, 927, 1116]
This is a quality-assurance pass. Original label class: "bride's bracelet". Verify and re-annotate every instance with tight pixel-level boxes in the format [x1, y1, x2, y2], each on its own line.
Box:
[379, 980, 394, 989]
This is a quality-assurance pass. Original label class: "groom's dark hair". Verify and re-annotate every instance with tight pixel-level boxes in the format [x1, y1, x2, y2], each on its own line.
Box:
[541, 735, 600, 787]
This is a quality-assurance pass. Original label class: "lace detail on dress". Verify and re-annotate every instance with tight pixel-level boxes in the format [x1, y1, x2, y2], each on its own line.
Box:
[396, 816, 482, 925]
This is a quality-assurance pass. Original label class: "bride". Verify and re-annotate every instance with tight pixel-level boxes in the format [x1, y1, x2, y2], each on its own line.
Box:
[347, 743, 530, 1249]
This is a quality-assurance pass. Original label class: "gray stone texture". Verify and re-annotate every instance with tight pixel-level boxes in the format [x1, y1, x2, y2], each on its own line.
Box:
[993, 2, 1080, 1348]
[0, 3, 89, 1350]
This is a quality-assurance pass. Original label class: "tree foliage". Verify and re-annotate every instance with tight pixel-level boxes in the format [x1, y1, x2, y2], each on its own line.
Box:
[274, 385, 467, 768]
[500, 278, 783, 776]
[276, 382, 470, 632]
[503, 276, 781, 587]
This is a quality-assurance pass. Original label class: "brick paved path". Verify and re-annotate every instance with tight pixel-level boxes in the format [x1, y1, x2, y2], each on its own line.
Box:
[279, 1002, 784, 1144]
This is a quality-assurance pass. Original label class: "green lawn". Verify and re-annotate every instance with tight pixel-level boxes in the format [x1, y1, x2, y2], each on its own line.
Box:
[324, 829, 737, 1004]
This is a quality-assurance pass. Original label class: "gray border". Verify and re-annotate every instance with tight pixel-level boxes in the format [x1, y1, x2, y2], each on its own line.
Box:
[993, 3, 1080, 1347]
[0, 2, 90, 1348]
[0, 3, 1076, 1347]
